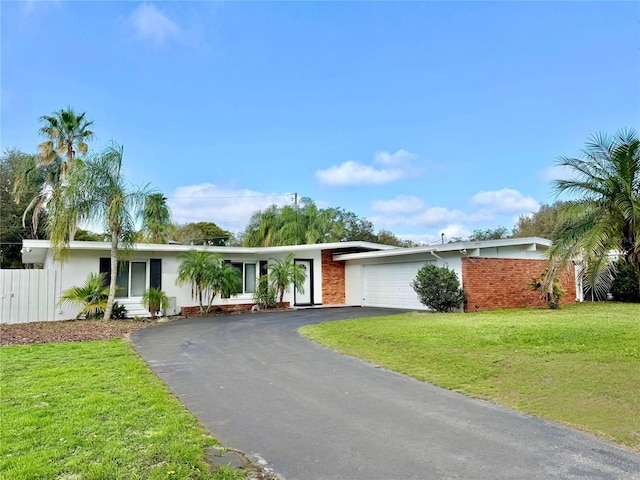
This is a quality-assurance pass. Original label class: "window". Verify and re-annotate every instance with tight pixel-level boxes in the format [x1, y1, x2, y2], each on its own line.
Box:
[100, 258, 161, 298]
[226, 261, 257, 294]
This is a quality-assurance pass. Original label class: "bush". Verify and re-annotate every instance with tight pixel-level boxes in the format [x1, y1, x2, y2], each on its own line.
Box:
[611, 261, 640, 303]
[252, 276, 278, 309]
[411, 264, 465, 312]
[141, 288, 170, 319]
[110, 302, 128, 319]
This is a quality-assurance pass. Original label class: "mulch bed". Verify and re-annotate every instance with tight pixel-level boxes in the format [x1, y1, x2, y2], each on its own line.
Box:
[0, 318, 162, 346]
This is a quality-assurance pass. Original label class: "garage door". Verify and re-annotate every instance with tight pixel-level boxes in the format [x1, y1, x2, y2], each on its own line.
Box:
[362, 262, 433, 310]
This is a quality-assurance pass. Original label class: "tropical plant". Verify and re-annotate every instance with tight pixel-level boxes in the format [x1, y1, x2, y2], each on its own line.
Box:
[37, 106, 94, 170]
[141, 287, 170, 319]
[529, 268, 566, 309]
[252, 276, 278, 309]
[50, 143, 149, 320]
[548, 129, 640, 297]
[267, 253, 307, 304]
[59, 272, 109, 319]
[176, 250, 220, 313]
[176, 250, 242, 313]
[140, 193, 173, 243]
[411, 263, 465, 312]
[110, 302, 128, 320]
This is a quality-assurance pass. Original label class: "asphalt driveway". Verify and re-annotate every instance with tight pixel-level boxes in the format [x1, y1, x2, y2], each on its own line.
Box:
[131, 307, 640, 480]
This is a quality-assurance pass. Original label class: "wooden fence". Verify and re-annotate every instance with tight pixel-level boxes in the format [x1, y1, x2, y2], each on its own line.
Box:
[0, 269, 58, 324]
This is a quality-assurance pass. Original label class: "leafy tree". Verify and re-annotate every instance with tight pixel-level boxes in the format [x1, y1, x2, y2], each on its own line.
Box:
[267, 253, 307, 303]
[411, 264, 465, 312]
[513, 202, 566, 240]
[140, 193, 173, 243]
[74, 228, 106, 241]
[142, 287, 170, 319]
[172, 221, 230, 246]
[610, 260, 640, 303]
[51, 144, 149, 320]
[241, 199, 415, 247]
[59, 272, 110, 319]
[1, 150, 46, 267]
[548, 129, 640, 296]
[38, 106, 94, 170]
[468, 226, 510, 241]
[176, 250, 219, 313]
[176, 250, 242, 313]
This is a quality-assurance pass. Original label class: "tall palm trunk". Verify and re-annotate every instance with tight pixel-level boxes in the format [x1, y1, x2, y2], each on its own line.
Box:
[104, 230, 119, 320]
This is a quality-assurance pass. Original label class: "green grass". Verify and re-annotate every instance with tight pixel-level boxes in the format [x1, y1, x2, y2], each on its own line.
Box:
[0, 340, 243, 480]
[300, 302, 640, 451]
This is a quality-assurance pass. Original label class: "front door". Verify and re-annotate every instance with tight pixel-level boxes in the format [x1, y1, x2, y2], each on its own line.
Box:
[294, 259, 313, 306]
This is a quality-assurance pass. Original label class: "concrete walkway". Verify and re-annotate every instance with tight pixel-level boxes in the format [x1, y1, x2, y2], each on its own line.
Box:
[131, 307, 640, 480]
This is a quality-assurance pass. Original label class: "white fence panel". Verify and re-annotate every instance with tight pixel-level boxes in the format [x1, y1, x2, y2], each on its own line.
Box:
[0, 270, 57, 324]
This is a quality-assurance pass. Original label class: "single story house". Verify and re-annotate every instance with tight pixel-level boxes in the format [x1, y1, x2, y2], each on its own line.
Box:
[17, 237, 578, 320]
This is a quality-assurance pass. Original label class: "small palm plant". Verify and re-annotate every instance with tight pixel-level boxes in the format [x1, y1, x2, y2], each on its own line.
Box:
[141, 288, 170, 319]
[59, 272, 109, 319]
[267, 253, 307, 304]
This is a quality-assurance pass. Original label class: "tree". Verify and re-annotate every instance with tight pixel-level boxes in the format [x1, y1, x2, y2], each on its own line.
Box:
[176, 250, 241, 313]
[142, 287, 170, 319]
[468, 226, 510, 241]
[512, 202, 566, 240]
[171, 222, 230, 246]
[1, 150, 47, 267]
[51, 144, 149, 320]
[38, 106, 94, 171]
[240, 199, 414, 247]
[267, 253, 307, 303]
[140, 193, 173, 243]
[548, 129, 640, 296]
[411, 264, 465, 312]
[59, 272, 110, 319]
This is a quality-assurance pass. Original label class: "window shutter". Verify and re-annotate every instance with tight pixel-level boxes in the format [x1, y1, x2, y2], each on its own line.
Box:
[150, 259, 162, 290]
[99, 258, 111, 287]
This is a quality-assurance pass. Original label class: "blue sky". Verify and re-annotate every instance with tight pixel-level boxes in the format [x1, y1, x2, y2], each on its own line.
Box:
[2, 1, 639, 243]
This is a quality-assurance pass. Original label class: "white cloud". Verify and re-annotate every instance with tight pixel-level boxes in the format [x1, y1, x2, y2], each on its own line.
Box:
[540, 164, 573, 183]
[370, 195, 426, 214]
[129, 3, 179, 45]
[399, 225, 471, 246]
[471, 188, 539, 214]
[315, 149, 419, 186]
[168, 183, 291, 232]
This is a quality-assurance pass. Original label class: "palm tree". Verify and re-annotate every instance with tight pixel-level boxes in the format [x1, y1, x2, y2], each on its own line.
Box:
[205, 262, 242, 310]
[549, 128, 640, 295]
[59, 272, 109, 319]
[38, 107, 94, 174]
[142, 287, 170, 319]
[267, 253, 307, 303]
[176, 250, 223, 313]
[51, 143, 149, 320]
[141, 193, 173, 243]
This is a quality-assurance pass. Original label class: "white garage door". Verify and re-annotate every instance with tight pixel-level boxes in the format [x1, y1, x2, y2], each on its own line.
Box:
[362, 262, 433, 310]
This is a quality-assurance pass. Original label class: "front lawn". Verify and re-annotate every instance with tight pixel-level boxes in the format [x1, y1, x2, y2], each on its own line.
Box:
[300, 302, 640, 451]
[0, 339, 242, 479]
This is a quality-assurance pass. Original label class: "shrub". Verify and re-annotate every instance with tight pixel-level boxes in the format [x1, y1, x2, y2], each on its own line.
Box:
[59, 272, 109, 319]
[611, 261, 640, 303]
[110, 302, 128, 320]
[252, 276, 278, 309]
[529, 268, 565, 309]
[411, 264, 464, 312]
[142, 288, 170, 319]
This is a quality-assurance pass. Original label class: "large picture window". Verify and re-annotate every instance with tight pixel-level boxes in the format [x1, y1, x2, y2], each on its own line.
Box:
[228, 261, 257, 294]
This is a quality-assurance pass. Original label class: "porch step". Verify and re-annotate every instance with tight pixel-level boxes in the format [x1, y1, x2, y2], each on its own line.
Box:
[114, 298, 150, 318]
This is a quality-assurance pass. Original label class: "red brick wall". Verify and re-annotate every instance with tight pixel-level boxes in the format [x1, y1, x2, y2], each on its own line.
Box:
[181, 302, 290, 316]
[462, 257, 576, 312]
[321, 250, 345, 305]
